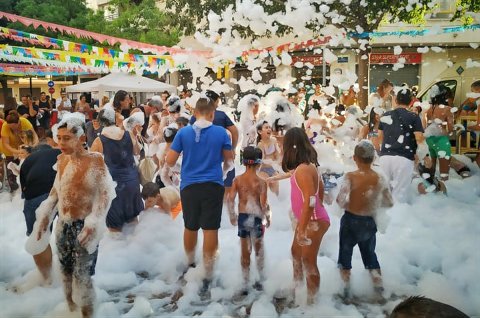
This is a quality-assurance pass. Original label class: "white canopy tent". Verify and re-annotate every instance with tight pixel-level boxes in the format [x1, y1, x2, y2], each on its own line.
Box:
[66, 72, 177, 95]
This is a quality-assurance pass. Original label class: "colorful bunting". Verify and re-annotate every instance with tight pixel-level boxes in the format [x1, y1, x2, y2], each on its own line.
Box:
[350, 24, 480, 39]
[0, 44, 175, 72]
[0, 11, 211, 56]
[0, 62, 95, 76]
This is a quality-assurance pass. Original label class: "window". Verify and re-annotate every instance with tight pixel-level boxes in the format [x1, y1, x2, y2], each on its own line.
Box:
[430, 0, 455, 19]
[419, 79, 457, 103]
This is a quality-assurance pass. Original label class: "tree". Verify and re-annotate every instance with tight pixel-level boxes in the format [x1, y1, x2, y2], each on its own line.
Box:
[166, 0, 433, 107]
[453, 0, 480, 23]
[165, 0, 288, 38]
[14, 0, 95, 29]
[326, 0, 433, 108]
[95, 0, 181, 47]
[2, 0, 108, 45]
[0, 0, 14, 13]
[2, 0, 180, 46]
[165, 0, 479, 107]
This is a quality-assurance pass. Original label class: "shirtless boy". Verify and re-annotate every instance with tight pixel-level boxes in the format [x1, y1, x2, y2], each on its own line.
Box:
[35, 114, 115, 318]
[227, 146, 270, 294]
[336, 140, 393, 297]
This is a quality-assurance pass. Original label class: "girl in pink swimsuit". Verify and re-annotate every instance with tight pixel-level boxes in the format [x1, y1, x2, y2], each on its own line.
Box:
[290, 169, 330, 223]
[282, 127, 330, 305]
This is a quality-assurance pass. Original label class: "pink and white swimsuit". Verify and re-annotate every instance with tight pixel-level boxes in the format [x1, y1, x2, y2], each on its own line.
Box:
[290, 167, 330, 223]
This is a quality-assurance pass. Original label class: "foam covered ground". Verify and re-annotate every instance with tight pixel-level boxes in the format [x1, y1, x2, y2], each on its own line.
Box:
[1, 158, 479, 317]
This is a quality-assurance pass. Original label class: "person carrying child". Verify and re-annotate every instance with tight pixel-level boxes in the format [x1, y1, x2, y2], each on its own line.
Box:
[166, 96, 234, 297]
[227, 146, 271, 295]
[282, 127, 330, 305]
[34, 113, 116, 318]
[336, 140, 394, 300]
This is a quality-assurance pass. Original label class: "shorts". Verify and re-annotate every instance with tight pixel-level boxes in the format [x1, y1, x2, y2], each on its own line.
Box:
[259, 166, 276, 177]
[238, 213, 264, 239]
[56, 219, 99, 277]
[181, 182, 224, 231]
[224, 168, 235, 187]
[426, 136, 451, 158]
[337, 211, 380, 270]
[23, 193, 49, 236]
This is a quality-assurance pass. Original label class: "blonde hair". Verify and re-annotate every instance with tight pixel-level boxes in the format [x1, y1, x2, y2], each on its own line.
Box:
[101, 96, 110, 106]
[159, 186, 180, 210]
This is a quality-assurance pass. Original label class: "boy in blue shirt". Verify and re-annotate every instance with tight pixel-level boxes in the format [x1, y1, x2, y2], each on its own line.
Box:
[166, 96, 233, 296]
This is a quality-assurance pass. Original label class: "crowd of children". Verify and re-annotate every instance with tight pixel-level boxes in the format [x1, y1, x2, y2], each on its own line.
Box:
[1, 78, 478, 317]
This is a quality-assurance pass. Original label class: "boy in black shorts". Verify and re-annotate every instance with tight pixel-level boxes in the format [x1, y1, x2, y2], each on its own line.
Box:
[166, 96, 233, 296]
[336, 141, 393, 299]
[227, 146, 270, 295]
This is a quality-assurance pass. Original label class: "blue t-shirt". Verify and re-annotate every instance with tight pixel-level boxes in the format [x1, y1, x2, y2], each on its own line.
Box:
[190, 110, 234, 128]
[170, 125, 232, 190]
[378, 108, 424, 160]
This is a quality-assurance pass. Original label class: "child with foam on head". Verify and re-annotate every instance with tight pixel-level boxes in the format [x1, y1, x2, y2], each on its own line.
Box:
[34, 113, 116, 318]
[166, 96, 234, 298]
[336, 140, 394, 300]
[227, 146, 271, 296]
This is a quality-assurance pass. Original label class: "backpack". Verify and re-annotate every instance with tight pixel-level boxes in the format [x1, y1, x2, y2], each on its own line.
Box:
[137, 136, 157, 186]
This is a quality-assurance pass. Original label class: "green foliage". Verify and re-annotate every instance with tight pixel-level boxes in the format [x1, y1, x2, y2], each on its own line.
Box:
[1, 0, 180, 47]
[0, 0, 14, 13]
[14, 0, 93, 29]
[452, 0, 480, 24]
[2, 0, 106, 44]
[165, 0, 231, 35]
[163, 0, 444, 40]
[98, 0, 181, 47]
[165, 0, 288, 37]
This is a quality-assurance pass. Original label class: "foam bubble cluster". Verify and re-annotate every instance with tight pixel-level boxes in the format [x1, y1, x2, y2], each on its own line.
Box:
[101, 104, 116, 124]
[123, 112, 145, 132]
[56, 112, 86, 138]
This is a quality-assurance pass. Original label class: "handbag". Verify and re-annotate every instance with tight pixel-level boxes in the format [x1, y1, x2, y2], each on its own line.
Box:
[137, 135, 157, 186]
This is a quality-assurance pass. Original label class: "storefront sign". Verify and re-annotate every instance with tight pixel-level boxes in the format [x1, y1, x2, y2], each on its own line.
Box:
[292, 55, 324, 66]
[370, 53, 422, 64]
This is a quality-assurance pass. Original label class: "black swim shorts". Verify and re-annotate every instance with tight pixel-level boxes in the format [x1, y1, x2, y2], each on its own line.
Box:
[180, 182, 224, 231]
